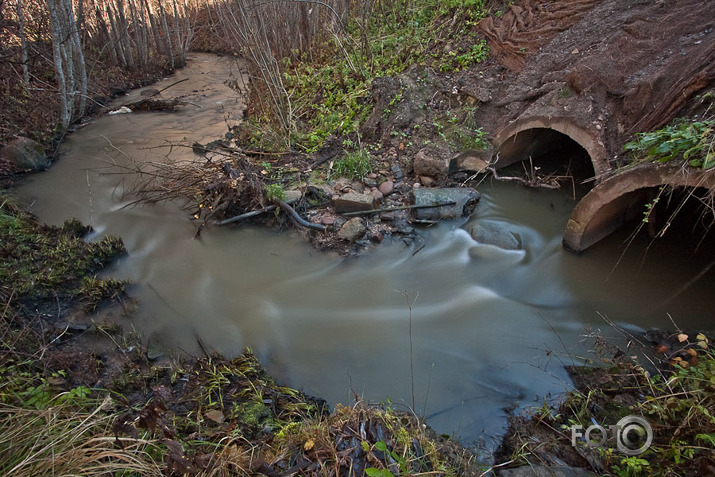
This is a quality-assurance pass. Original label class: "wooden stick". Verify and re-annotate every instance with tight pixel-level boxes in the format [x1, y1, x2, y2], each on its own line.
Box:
[277, 200, 327, 231]
[215, 204, 277, 225]
[341, 201, 457, 217]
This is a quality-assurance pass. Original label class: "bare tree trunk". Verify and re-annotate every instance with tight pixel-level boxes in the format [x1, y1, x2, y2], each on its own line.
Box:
[62, 0, 87, 116]
[158, 0, 175, 69]
[172, 0, 184, 65]
[46, 0, 72, 129]
[106, 3, 128, 67]
[16, 0, 31, 88]
[93, 0, 119, 65]
[115, 0, 135, 69]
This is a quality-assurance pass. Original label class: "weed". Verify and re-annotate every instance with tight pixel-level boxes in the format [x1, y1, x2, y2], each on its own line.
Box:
[439, 40, 489, 72]
[332, 149, 373, 179]
[500, 329, 715, 476]
[624, 119, 715, 169]
[263, 183, 286, 203]
[234, 0, 493, 152]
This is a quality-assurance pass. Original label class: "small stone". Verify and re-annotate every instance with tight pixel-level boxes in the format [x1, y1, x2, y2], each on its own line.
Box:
[391, 164, 405, 180]
[419, 176, 437, 187]
[371, 190, 384, 202]
[332, 192, 375, 213]
[364, 177, 378, 188]
[284, 190, 302, 204]
[378, 180, 395, 195]
[414, 148, 449, 179]
[321, 216, 335, 225]
[337, 217, 367, 242]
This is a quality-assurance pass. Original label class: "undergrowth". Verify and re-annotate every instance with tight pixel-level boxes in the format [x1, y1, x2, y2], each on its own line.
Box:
[624, 119, 715, 169]
[0, 192, 127, 313]
[500, 328, 715, 476]
[242, 0, 494, 152]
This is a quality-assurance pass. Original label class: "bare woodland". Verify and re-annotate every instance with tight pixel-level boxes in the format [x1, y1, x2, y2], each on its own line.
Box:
[0, 0, 358, 146]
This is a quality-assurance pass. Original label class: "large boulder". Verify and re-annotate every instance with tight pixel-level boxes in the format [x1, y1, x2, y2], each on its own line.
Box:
[470, 220, 521, 250]
[414, 147, 450, 181]
[333, 192, 375, 214]
[412, 187, 480, 221]
[337, 217, 367, 242]
[0, 136, 49, 172]
[450, 149, 492, 174]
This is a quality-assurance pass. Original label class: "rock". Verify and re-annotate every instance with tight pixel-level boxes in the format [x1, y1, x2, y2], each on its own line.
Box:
[337, 217, 367, 242]
[146, 334, 165, 361]
[391, 164, 404, 181]
[497, 465, 598, 477]
[371, 189, 384, 202]
[419, 176, 437, 187]
[414, 147, 449, 179]
[0, 136, 49, 172]
[412, 187, 480, 221]
[470, 221, 520, 250]
[284, 189, 302, 204]
[378, 180, 395, 195]
[450, 150, 491, 173]
[333, 192, 375, 213]
[364, 177, 378, 188]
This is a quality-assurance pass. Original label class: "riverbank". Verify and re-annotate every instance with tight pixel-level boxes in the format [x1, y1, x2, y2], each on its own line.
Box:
[2, 0, 714, 475]
[0, 203, 485, 474]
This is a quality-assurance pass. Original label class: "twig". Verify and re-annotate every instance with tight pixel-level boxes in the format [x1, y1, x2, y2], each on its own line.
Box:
[341, 201, 458, 216]
[276, 200, 326, 231]
[486, 166, 562, 189]
[154, 77, 189, 95]
[215, 204, 277, 226]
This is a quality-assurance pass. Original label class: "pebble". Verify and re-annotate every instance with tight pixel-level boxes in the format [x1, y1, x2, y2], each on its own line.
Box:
[378, 180, 394, 195]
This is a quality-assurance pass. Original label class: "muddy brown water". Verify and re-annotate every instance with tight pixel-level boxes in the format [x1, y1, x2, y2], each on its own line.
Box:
[15, 53, 715, 448]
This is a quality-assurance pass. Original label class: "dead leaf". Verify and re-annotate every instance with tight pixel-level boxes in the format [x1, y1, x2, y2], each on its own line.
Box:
[677, 333, 688, 343]
[304, 439, 315, 451]
[204, 409, 225, 424]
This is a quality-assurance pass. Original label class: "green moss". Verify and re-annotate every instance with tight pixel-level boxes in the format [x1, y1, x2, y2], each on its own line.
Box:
[0, 192, 127, 313]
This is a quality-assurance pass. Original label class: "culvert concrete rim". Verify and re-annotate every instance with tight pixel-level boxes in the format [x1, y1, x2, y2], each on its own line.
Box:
[494, 116, 609, 178]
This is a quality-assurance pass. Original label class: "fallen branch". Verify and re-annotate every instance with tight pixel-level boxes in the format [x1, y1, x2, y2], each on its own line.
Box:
[215, 204, 277, 226]
[341, 201, 458, 217]
[486, 166, 562, 189]
[276, 200, 327, 231]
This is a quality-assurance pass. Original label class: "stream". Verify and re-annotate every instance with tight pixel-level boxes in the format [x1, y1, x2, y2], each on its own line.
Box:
[15, 53, 715, 449]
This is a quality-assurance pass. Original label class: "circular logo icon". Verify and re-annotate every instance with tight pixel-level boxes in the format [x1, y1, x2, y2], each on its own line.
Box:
[616, 415, 653, 455]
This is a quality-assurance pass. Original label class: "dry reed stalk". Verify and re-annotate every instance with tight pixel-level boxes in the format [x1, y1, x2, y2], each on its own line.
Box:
[0, 398, 163, 476]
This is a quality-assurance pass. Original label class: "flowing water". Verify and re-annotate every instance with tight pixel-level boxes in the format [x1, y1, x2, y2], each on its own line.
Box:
[15, 53, 715, 448]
